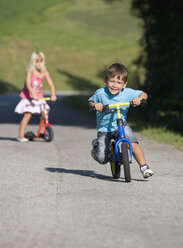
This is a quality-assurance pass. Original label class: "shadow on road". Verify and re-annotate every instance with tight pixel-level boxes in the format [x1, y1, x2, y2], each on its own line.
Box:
[0, 137, 17, 141]
[45, 167, 147, 182]
[0, 93, 96, 129]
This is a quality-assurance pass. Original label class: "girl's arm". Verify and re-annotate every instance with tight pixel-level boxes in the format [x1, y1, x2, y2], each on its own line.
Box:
[45, 70, 57, 101]
[25, 69, 39, 100]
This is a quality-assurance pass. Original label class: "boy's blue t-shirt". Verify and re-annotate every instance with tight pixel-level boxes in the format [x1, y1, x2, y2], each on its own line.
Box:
[88, 87, 142, 132]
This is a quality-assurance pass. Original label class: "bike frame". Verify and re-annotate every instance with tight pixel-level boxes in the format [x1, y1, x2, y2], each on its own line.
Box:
[36, 97, 52, 138]
[108, 102, 133, 163]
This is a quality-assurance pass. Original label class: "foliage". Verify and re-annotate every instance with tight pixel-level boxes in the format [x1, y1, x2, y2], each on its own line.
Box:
[131, 0, 183, 132]
[0, 80, 19, 93]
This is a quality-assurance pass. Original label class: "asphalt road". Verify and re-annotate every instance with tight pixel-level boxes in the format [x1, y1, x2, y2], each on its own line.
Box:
[0, 93, 183, 248]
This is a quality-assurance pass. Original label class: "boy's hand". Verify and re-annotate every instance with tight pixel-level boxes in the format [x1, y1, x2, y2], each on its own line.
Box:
[132, 97, 142, 107]
[95, 103, 103, 111]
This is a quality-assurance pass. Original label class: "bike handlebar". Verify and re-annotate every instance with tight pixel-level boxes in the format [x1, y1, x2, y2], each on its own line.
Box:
[41, 97, 53, 101]
[30, 97, 58, 102]
[90, 99, 147, 113]
[102, 99, 147, 113]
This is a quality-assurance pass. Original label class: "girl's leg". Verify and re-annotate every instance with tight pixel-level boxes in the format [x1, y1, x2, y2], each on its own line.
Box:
[18, 112, 32, 138]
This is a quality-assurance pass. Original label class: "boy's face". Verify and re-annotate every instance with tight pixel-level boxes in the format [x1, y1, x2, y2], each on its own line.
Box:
[106, 75, 127, 95]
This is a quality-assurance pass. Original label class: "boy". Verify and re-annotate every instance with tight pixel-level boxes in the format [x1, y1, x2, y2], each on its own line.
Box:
[88, 63, 153, 178]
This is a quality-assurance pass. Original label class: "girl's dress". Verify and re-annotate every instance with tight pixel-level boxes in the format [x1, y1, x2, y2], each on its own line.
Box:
[15, 74, 50, 114]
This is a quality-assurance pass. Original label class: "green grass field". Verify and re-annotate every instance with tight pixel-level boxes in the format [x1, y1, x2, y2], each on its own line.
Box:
[0, 0, 141, 92]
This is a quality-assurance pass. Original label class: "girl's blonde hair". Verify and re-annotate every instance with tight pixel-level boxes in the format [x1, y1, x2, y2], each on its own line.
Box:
[28, 51, 46, 73]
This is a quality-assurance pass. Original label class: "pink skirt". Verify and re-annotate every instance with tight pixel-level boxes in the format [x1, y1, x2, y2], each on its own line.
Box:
[14, 99, 50, 114]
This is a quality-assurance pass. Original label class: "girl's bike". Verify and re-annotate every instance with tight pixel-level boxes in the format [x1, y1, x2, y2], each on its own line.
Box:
[102, 100, 146, 182]
[25, 97, 54, 142]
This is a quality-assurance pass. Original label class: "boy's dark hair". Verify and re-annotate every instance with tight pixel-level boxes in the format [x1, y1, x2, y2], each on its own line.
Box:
[104, 63, 128, 83]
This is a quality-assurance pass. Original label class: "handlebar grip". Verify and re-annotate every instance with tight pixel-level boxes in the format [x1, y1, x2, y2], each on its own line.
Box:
[130, 99, 147, 107]
[90, 105, 111, 113]
[140, 99, 147, 106]
[130, 101, 134, 106]
[103, 105, 111, 113]
[90, 106, 96, 113]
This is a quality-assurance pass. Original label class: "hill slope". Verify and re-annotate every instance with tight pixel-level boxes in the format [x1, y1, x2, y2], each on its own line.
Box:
[0, 0, 142, 92]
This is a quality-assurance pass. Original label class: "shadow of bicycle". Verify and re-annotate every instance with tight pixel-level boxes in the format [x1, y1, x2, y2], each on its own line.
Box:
[45, 167, 147, 182]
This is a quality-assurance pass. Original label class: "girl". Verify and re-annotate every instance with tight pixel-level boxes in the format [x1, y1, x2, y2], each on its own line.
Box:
[15, 51, 57, 142]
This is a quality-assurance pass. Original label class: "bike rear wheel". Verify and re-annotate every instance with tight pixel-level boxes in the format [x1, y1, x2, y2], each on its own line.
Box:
[44, 126, 54, 142]
[121, 142, 131, 182]
[110, 142, 121, 179]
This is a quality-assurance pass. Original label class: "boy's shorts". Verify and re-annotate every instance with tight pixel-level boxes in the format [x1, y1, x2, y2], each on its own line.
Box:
[93, 124, 138, 164]
[123, 124, 138, 143]
[97, 124, 138, 144]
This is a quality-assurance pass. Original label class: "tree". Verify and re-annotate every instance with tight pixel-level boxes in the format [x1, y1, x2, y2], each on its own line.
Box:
[131, 0, 183, 131]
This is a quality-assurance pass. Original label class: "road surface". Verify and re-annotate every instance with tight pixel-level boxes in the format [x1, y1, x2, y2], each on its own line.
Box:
[0, 93, 183, 248]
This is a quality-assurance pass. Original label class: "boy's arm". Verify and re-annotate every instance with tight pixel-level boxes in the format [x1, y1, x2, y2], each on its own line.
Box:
[88, 101, 103, 111]
[139, 91, 148, 100]
[133, 91, 148, 106]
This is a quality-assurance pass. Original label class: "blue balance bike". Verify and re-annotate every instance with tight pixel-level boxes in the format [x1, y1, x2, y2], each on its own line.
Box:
[102, 100, 146, 182]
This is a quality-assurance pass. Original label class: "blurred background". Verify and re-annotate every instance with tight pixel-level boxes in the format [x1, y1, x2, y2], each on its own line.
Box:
[0, 0, 182, 146]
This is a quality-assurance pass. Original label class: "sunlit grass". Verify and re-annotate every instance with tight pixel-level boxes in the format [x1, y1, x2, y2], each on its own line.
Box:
[141, 128, 183, 151]
[0, 0, 142, 92]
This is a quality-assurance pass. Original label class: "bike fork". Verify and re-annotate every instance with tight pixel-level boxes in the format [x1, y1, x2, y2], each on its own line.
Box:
[115, 139, 133, 163]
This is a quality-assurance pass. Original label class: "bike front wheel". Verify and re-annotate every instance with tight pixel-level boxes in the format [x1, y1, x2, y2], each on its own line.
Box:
[44, 126, 54, 142]
[121, 142, 131, 182]
[110, 142, 121, 179]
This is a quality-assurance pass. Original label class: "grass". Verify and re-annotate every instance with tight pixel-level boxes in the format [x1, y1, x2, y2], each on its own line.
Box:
[62, 94, 183, 151]
[141, 128, 183, 151]
[0, 0, 142, 93]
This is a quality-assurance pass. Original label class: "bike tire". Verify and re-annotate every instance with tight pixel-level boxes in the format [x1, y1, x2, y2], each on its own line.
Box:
[110, 142, 121, 179]
[121, 142, 131, 182]
[44, 126, 54, 142]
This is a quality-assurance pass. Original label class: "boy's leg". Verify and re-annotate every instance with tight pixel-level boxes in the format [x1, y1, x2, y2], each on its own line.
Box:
[91, 132, 112, 164]
[132, 143, 154, 178]
[124, 125, 154, 178]
[132, 142, 146, 165]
